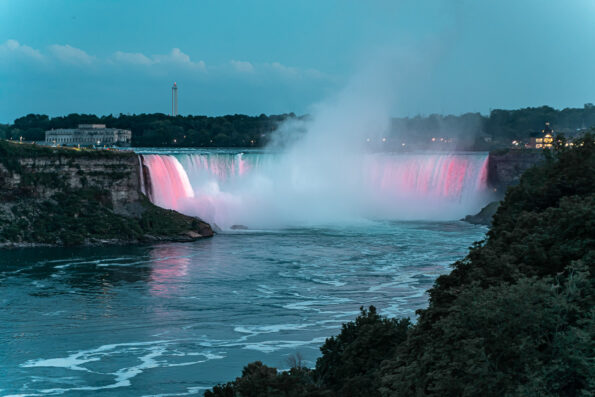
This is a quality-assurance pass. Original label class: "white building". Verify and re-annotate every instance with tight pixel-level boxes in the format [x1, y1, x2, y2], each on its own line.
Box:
[45, 124, 132, 147]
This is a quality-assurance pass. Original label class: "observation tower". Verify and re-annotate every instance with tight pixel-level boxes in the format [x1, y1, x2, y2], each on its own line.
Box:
[172, 82, 178, 116]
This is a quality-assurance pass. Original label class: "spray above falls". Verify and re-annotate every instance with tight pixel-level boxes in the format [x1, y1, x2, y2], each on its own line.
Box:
[140, 151, 490, 229]
[140, 54, 492, 229]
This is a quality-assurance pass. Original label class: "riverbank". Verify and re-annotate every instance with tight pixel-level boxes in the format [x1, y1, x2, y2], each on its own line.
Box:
[0, 141, 213, 247]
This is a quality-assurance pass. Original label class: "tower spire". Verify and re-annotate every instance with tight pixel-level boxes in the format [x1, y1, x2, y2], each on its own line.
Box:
[171, 82, 178, 116]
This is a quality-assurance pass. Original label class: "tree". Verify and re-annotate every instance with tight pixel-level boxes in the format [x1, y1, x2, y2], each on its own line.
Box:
[315, 306, 411, 396]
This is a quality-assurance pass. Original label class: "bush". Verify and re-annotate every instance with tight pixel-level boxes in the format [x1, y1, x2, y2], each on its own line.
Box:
[315, 306, 410, 396]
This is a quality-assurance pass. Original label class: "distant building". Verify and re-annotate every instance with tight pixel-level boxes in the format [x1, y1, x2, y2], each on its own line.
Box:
[527, 122, 554, 149]
[45, 124, 132, 147]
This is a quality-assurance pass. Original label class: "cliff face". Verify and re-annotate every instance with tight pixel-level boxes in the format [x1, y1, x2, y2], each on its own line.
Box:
[487, 150, 545, 191]
[0, 142, 212, 247]
[0, 154, 142, 214]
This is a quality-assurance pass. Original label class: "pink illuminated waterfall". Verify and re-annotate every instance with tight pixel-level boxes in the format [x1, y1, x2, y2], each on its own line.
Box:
[366, 154, 489, 201]
[140, 151, 491, 229]
[141, 155, 194, 210]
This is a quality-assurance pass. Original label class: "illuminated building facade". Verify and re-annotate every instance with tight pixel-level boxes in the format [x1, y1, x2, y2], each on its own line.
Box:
[45, 124, 132, 147]
[528, 122, 554, 149]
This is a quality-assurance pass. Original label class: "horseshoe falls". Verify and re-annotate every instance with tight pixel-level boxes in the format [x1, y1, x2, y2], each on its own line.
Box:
[140, 150, 491, 230]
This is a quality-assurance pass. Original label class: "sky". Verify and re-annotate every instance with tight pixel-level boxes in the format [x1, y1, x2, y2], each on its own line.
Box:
[0, 0, 594, 123]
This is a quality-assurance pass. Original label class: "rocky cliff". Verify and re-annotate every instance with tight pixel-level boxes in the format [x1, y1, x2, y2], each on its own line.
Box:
[487, 149, 545, 192]
[0, 141, 213, 247]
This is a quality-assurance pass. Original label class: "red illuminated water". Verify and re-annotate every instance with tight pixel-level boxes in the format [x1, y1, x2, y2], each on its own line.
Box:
[141, 150, 491, 229]
[142, 155, 194, 209]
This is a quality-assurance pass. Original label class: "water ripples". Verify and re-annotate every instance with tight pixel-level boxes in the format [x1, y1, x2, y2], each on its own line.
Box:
[0, 220, 486, 396]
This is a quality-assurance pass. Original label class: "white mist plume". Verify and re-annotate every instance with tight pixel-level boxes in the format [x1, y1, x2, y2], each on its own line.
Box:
[144, 50, 492, 229]
[189, 54, 397, 227]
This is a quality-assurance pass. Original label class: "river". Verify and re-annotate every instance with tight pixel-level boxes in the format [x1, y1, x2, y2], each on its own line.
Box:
[1, 221, 485, 396]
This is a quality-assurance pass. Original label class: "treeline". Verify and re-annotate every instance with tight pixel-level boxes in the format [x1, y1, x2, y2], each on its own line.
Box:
[0, 113, 299, 147]
[205, 134, 595, 396]
[1, 104, 594, 148]
[391, 103, 595, 148]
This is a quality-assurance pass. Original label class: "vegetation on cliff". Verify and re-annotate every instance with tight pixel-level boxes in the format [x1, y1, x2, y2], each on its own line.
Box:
[0, 141, 212, 247]
[0, 191, 211, 246]
[205, 134, 595, 396]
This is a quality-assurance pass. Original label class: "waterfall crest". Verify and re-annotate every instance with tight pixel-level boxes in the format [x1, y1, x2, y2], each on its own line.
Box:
[140, 151, 491, 229]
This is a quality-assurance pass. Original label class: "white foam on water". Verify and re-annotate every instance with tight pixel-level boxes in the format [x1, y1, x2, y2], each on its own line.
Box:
[52, 258, 111, 269]
[234, 323, 312, 335]
[141, 386, 211, 397]
[96, 260, 151, 268]
[239, 336, 328, 353]
[215, 336, 328, 353]
[17, 339, 225, 395]
[310, 278, 346, 287]
[283, 297, 352, 312]
[3, 394, 45, 397]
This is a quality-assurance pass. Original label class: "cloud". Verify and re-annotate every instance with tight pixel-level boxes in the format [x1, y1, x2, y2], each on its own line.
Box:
[48, 44, 95, 65]
[269, 61, 299, 77]
[152, 48, 206, 70]
[112, 51, 153, 65]
[264, 61, 328, 81]
[153, 47, 190, 64]
[230, 60, 255, 73]
[1, 39, 330, 86]
[0, 39, 44, 61]
[112, 48, 207, 71]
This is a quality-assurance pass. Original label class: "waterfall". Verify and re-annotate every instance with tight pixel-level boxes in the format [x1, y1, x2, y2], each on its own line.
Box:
[141, 155, 194, 210]
[140, 151, 491, 229]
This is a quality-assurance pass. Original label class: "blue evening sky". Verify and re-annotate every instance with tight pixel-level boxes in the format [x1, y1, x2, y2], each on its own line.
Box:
[1, 0, 594, 122]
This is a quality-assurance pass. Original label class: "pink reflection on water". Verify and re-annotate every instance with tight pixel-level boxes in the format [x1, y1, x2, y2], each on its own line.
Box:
[148, 245, 191, 297]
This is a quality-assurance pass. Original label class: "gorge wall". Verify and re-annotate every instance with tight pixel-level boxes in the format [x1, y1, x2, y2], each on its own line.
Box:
[0, 142, 212, 247]
[0, 152, 143, 213]
[487, 149, 545, 192]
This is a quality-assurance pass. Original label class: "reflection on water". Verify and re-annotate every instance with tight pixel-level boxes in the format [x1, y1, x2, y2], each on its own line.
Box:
[149, 245, 191, 297]
[0, 221, 486, 396]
